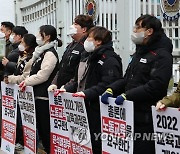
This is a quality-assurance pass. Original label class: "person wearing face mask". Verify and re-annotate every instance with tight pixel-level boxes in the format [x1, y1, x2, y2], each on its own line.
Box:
[0, 22, 14, 82]
[0, 22, 15, 57]
[4, 34, 37, 84]
[2, 26, 28, 76]
[101, 14, 173, 154]
[57, 26, 123, 153]
[19, 25, 61, 154]
[48, 15, 94, 92]
[3, 34, 37, 152]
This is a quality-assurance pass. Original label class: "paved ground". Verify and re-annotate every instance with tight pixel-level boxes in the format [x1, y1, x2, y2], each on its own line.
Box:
[0, 148, 46, 154]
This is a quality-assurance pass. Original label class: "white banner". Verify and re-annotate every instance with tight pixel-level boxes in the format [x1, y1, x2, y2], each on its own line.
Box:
[18, 86, 36, 154]
[152, 106, 180, 154]
[49, 92, 72, 154]
[1, 82, 18, 154]
[100, 98, 134, 154]
[61, 92, 93, 154]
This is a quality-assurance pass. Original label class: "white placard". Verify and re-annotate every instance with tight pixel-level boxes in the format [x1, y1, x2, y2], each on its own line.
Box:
[1, 82, 18, 154]
[152, 106, 180, 154]
[49, 92, 72, 154]
[100, 97, 134, 154]
[61, 92, 93, 154]
[18, 86, 36, 154]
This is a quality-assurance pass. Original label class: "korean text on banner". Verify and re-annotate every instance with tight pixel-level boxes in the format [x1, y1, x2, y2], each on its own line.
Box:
[18, 86, 36, 154]
[49, 92, 72, 154]
[152, 106, 180, 154]
[61, 92, 93, 154]
[100, 97, 134, 154]
[1, 82, 18, 154]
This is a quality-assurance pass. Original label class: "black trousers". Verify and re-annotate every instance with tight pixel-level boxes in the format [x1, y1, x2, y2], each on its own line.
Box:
[134, 111, 155, 154]
[35, 99, 50, 154]
[16, 104, 24, 145]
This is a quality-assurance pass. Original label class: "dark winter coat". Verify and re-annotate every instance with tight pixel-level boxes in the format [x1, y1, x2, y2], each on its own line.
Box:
[56, 37, 86, 88]
[109, 33, 173, 124]
[4, 42, 20, 75]
[65, 41, 123, 151]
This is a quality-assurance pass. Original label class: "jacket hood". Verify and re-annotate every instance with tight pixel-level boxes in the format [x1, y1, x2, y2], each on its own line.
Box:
[136, 33, 173, 54]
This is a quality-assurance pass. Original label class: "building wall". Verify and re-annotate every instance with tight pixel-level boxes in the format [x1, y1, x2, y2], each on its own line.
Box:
[14, 0, 180, 72]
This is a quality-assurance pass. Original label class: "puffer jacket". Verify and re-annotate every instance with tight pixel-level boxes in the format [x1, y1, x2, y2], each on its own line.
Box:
[4, 42, 20, 75]
[65, 41, 123, 151]
[109, 33, 173, 120]
[57, 37, 86, 88]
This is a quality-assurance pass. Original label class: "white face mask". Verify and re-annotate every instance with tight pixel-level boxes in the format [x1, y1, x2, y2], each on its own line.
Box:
[36, 36, 45, 46]
[68, 25, 77, 36]
[131, 31, 145, 44]
[18, 44, 25, 51]
[9, 34, 15, 43]
[0, 31, 5, 39]
[84, 40, 95, 52]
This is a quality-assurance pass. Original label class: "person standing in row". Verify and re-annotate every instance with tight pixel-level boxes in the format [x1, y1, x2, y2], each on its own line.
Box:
[48, 14, 94, 91]
[0, 21, 14, 81]
[2, 26, 28, 76]
[101, 14, 173, 154]
[0, 21, 15, 57]
[58, 26, 123, 153]
[19, 25, 61, 154]
[4, 34, 37, 152]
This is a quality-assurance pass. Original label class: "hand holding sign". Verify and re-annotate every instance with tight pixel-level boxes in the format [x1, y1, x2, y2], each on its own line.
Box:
[72, 91, 86, 98]
[19, 81, 26, 91]
[115, 93, 126, 105]
[101, 88, 113, 104]
[54, 85, 66, 97]
[156, 101, 166, 111]
[48, 84, 57, 92]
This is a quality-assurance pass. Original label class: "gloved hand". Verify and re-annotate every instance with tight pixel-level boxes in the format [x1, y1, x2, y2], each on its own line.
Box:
[19, 81, 26, 91]
[101, 88, 113, 104]
[115, 93, 126, 105]
[156, 101, 166, 111]
[54, 85, 66, 96]
[48, 84, 57, 92]
[72, 91, 86, 98]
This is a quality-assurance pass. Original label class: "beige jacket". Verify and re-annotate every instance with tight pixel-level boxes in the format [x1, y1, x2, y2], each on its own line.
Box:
[25, 51, 57, 86]
[8, 58, 33, 84]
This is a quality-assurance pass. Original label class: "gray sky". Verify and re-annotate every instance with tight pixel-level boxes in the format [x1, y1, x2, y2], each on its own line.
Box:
[0, 0, 15, 23]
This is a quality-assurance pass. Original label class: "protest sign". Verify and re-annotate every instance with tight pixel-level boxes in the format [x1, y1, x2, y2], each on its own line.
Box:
[100, 97, 134, 154]
[49, 92, 72, 154]
[152, 106, 180, 154]
[1, 82, 18, 154]
[18, 86, 36, 154]
[61, 92, 93, 154]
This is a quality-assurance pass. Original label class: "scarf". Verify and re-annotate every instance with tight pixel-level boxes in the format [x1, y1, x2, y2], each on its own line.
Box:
[32, 41, 55, 62]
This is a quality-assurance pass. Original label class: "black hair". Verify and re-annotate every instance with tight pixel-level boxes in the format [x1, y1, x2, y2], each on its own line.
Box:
[135, 14, 164, 44]
[39, 25, 62, 47]
[1, 21, 15, 31]
[12, 26, 28, 38]
[88, 26, 112, 45]
[23, 34, 37, 49]
[74, 15, 94, 31]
